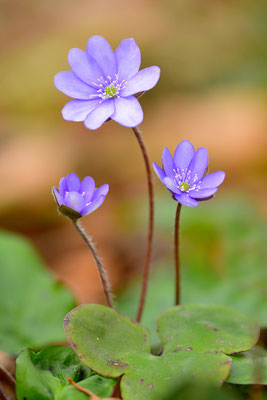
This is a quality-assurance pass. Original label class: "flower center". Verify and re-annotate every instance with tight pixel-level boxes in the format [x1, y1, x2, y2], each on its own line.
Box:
[90, 74, 127, 101]
[104, 85, 117, 98]
[173, 167, 202, 193]
[179, 181, 190, 192]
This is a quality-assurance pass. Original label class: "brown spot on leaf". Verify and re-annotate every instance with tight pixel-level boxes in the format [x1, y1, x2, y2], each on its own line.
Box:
[63, 316, 70, 327]
[186, 347, 193, 351]
[205, 323, 219, 332]
[216, 339, 224, 344]
[67, 339, 77, 350]
[139, 379, 144, 385]
[110, 361, 128, 367]
[164, 377, 171, 381]
[173, 348, 182, 353]
[205, 350, 219, 354]
[165, 337, 172, 341]
[147, 384, 153, 390]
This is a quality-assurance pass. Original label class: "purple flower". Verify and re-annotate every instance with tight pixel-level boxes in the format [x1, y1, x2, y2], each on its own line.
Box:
[54, 35, 160, 130]
[153, 140, 225, 207]
[53, 173, 109, 218]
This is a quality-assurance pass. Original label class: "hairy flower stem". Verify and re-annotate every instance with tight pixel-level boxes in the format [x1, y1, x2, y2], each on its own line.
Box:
[132, 126, 154, 322]
[174, 203, 182, 305]
[72, 220, 113, 308]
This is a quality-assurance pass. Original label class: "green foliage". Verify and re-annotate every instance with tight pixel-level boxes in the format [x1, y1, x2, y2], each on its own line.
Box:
[16, 346, 116, 399]
[117, 197, 266, 347]
[0, 230, 76, 354]
[227, 347, 267, 385]
[64, 304, 258, 400]
[162, 382, 242, 400]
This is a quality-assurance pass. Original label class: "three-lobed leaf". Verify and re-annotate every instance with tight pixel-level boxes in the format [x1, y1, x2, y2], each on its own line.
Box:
[64, 304, 259, 400]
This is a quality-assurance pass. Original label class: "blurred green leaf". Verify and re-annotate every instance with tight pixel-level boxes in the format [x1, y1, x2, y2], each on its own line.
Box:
[16, 346, 116, 400]
[0, 230, 76, 354]
[162, 381, 242, 400]
[227, 347, 267, 385]
[64, 303, 258, 400]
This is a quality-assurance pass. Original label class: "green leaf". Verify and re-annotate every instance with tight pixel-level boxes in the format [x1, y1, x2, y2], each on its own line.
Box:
[64, 304, 259, 400]
[226, 347, 267, 385]
[16, 346, 117, 400]
[0, 230, 76, 354]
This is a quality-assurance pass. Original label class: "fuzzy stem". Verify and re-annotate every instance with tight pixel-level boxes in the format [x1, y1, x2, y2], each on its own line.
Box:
[174, 203, 182, 305]
[72, 220, 113, 308]
[132, 126, 154, 322]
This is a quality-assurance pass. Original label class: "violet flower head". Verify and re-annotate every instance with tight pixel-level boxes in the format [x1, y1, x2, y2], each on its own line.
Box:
[153, 140, 225, 207]
[53, 173, 109, 219]
[54, 35, 160, 130]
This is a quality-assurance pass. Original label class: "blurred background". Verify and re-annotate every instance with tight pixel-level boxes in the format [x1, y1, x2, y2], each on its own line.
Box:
[0, 0, 266, 310]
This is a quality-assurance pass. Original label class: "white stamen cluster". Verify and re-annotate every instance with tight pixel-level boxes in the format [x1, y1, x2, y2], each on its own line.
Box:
[173, 167, 201, 193]
[90, 74, 127, 100]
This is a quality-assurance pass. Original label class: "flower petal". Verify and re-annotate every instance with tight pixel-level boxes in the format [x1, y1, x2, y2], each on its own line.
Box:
[68, 48, 103, 86]
[62, 99, 100, 122]
[91, 184, 109, 201]
[81, 195, 106, 216]
[66, 173, 80, 192]
[189, 188, 217, 198]
[120, 66, 160, 97]
[111, 96, 143, 127]
[84, 100, 115, 130]
[199, 171, 225, 189]
[174, 193, 199, 207]
[59, 177, 67, 196]
[115, 38, 141, 81]
[53, 187, 63, 206]
[188, 147, 209, 182]
[163, 177, 181, 194]
[153, 162, 166, 183]
[174, 140, 195, 170]
[65, 191, 85, 213]
[80, 176, 95, 203]
[54, 71, 97, 99]
[86, 35, 116, 77]
[162, 147, 176, 179]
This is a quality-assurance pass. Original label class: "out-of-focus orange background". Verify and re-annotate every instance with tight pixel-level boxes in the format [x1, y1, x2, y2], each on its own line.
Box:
[0, 0, 266, 304]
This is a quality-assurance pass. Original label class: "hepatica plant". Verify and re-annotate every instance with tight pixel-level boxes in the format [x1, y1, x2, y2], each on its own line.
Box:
[15, 36, 265, 400]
